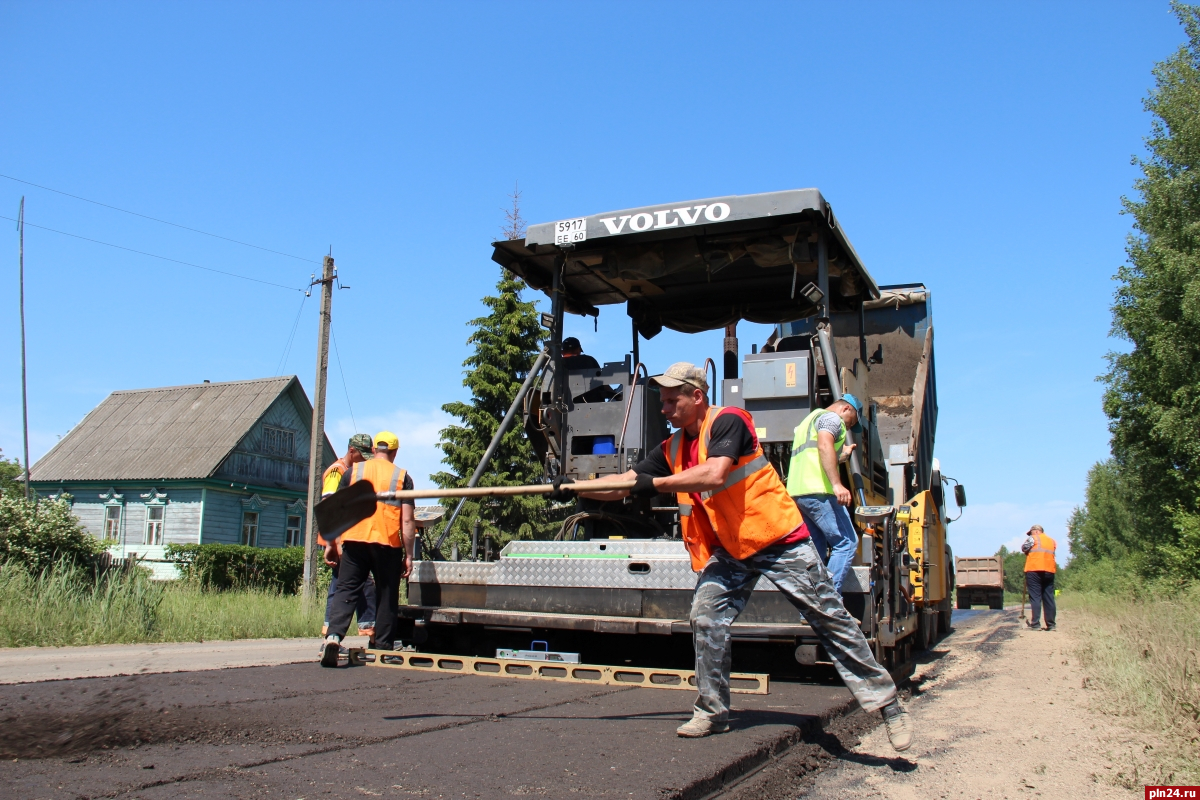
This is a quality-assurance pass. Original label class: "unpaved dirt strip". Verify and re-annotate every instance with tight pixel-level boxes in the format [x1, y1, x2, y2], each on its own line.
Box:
[717, 608, 1144, 799]
[0, 636, 371, 684]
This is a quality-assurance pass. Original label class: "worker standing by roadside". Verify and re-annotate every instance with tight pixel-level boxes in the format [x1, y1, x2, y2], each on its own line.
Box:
[319, 434, 377, 640]
[572, 363, 911, 751]
[1022, 525, 1057, 631]
[785, 396, 865, 593]
[321, 431, 416, 666]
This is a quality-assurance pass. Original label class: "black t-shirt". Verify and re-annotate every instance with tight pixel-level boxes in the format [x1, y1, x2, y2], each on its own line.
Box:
[633, 412, 757, 478]
[338, 463, 416, 506]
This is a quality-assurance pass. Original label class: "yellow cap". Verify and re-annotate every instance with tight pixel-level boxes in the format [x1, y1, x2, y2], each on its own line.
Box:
[374, 430, 399, 451]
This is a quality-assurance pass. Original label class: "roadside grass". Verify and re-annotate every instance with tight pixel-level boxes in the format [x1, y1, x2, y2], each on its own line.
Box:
[0, 560, 326, 648]
[1062, 586, 1200, 786]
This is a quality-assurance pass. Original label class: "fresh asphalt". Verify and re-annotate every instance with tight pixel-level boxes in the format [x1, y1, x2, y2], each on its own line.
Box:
[0, 609, 994, 799]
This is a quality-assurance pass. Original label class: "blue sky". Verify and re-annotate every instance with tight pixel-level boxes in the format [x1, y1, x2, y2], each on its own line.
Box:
[0, 2, 1185, 559]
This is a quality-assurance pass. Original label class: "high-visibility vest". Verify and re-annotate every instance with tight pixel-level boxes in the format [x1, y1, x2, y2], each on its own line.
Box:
[1024, 533, 1057, 573]
[342, 459, 407, 548]
[668, 406, 803, 571]
[786, 407, 846, 497]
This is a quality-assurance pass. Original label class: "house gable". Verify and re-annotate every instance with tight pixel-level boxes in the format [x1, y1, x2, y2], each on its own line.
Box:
[213, 382, 335, 492]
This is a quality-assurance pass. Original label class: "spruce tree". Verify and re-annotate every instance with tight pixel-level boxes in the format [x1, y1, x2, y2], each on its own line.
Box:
[431, 267, 552, 553]
[1100, 2, 1200, 580]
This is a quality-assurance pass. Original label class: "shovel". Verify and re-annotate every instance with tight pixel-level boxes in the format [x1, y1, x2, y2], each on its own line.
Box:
[314, 478, 637, 540]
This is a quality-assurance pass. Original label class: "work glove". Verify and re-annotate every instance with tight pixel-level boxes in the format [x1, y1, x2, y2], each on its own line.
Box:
[548, 476, 576, 502]
[630, 472, 659, 498]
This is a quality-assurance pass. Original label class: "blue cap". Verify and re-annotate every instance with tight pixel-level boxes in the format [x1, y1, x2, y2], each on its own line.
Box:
[840, 393, 864, 433]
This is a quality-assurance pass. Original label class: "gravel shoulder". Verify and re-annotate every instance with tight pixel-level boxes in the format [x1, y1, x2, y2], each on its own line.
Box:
[722, 608, 1146, 799]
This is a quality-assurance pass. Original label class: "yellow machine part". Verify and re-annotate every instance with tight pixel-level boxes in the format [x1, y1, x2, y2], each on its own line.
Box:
[904, 491, 948, 605]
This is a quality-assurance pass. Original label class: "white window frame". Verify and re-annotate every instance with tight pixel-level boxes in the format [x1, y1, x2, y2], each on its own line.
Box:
[103, 505, 123, 542]
[144, 505, 165, 546]
[242, 511, 259, 547]
[286, 515, 303, 547]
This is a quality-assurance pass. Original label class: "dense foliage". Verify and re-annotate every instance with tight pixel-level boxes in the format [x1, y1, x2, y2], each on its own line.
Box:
[0, 449, 24, 497]
[165, 543, 316, 593]
[1075, 3, 1200, 585]
[432, 269, 554, 552]
[0, 493, 105, 573]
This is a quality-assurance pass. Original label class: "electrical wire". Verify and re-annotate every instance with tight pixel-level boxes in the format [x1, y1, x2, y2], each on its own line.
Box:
[330, 325, 358, 433]
[275, 292, 309, 376]
[0, 214, 304, 292]
[0, 173, 318, 264]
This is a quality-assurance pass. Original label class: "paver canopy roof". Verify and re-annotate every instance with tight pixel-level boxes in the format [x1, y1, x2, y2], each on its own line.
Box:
[30, 376, 326, 482]
[491, 189, 879, 337]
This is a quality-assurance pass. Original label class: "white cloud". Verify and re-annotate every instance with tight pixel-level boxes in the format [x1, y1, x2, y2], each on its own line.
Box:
[947, 499, 1078, 561]
[328, 407, 454, 492]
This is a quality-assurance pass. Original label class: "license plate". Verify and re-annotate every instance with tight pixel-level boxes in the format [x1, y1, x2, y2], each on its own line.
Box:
[554, 217, 586, 245]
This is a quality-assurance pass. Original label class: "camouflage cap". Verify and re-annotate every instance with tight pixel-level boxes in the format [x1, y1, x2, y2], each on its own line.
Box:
[348, 433, 374, 459]
[649, 362, 709, 394]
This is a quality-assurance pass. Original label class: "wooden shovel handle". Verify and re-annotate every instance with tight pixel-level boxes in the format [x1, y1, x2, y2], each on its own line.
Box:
[376, 479, 637, 501]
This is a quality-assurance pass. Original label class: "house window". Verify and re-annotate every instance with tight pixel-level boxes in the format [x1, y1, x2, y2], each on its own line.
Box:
[262, 426, 296, 457]
[144, 506, 165, 545]
[242, 511, 259, 547]
[103, 506, 122, 541]
[286, 515, 303, 547]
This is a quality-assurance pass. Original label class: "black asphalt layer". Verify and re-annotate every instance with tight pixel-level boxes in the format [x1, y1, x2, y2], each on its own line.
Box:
[0, 656, 860, 799]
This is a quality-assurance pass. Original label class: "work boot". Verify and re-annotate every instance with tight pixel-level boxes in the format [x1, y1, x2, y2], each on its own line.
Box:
[320, 635, 342, 668]
[881, 700, 914, 752]
[676, 715, 729, 738]
[1044, 624, 1056, 632]
[1026, 621, 1040, 630]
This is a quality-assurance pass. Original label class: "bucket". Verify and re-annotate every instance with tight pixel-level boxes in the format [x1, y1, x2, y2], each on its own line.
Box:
[592, 436, 616, 455]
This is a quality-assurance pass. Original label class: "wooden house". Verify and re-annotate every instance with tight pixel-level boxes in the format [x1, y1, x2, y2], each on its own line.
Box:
[28, 377, 335, 577]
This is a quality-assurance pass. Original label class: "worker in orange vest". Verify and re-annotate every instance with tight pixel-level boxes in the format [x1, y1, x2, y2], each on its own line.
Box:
[318, 433, 376, 639]
[321, 431, 415, 666]
[574, 362, 912, 751]
[1022, 525, 1057, 631]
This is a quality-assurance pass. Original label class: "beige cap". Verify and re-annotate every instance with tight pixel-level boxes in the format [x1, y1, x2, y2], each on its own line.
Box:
[650, 362, 709, 394]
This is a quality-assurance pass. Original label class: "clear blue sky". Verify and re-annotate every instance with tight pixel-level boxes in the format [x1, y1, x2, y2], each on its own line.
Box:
[0, 2, 1185, 559]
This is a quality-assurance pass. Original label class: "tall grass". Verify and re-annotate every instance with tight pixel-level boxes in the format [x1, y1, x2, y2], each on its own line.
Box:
[0, 561, 324, 648]
[1064, 585, 1200, 785]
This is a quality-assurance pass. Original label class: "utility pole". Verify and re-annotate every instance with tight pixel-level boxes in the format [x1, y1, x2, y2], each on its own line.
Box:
[302, 255, 335, 602]
[17, 198, 30, 499]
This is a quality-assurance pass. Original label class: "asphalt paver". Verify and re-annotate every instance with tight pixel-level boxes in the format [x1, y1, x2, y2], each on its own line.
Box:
[0, 655, 860, 799]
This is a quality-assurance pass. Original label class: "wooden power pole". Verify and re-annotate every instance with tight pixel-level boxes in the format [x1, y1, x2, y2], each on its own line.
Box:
[17, 197, 30, 499]
[303, 255, 335, 601]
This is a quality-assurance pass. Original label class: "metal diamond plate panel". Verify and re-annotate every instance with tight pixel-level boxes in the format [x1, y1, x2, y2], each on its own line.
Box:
[501, 540, 688, 557]
[491, 556, 698, 590]
[411, 561, 494, 586]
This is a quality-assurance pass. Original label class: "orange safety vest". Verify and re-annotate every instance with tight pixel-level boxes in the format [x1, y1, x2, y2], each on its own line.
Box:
[1024, 533, 1057, 573]
[669, 406, 804, 571]
[342, 459, 408, 548]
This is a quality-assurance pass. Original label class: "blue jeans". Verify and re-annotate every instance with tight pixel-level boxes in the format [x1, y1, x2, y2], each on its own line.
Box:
[1026, 571, 1056, 627]
[794, 494, 859, 593]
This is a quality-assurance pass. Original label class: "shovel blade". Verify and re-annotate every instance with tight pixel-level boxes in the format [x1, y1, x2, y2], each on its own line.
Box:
[314, 481, 377, 540]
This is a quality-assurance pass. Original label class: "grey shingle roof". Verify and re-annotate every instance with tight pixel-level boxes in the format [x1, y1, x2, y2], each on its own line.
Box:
[31, 377, 323, 482]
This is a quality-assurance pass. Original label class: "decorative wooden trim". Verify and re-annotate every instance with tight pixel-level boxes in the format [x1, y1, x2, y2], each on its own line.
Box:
[286, 498, 306, 515]
[140, 487, 169, 505]
[240, 493, 269, 512]
[99, 488, 125, 504]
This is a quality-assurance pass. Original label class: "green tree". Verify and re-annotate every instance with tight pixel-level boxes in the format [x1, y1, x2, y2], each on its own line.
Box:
[1066, 460, 1138, 568]
[0, 449, 24, 496]
[1101, 3, 1200, 581]
[431, 268, 551, 553]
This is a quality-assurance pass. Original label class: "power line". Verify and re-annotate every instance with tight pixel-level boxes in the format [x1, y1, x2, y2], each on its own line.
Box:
[330, 325, 358, 434]
[275, 292, 309, 376]
[1, 173, 319, 264]
[0, 214, 303, 292]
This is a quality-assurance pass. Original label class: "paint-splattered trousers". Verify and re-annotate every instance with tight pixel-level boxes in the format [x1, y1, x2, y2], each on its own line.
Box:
[690, 538, 897, 723]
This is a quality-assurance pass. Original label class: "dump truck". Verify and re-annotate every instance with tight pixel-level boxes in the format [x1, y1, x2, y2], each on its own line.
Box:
[954, 555, 1004, 610]
[398, 189, 965, 676]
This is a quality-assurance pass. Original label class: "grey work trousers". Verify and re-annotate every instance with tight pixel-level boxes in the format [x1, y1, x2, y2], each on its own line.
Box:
[690, 538, 897, 723]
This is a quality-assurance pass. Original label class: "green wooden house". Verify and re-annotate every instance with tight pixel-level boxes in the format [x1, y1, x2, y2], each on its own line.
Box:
[28, 377, 335, 578]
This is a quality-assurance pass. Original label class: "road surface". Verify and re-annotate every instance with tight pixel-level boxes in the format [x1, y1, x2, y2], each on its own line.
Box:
[0, 612, 996, 799]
